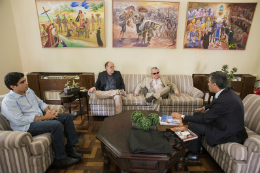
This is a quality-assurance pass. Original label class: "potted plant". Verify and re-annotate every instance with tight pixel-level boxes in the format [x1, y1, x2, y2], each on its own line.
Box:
[64, 75, 80, 94]
[221, 64, 238, 87]
[71, 75, 80, 93]
[131, 111, 159, 131]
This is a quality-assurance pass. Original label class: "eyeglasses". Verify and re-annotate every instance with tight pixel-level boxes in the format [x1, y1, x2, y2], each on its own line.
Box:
[109, 66, 115, 69]
[152, 72, 159, 75]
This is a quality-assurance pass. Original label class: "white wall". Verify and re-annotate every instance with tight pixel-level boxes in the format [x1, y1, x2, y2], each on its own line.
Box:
[8, 0, 260, 76]
[0, 0, 23, 95]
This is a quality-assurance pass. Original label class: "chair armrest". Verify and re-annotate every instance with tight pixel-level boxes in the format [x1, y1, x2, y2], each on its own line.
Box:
[187, 87, 204, 98]
[49, 105, 64, 113]
[0, 131, 32, 149]
[218, 142, 247, 161]
[88, 91, 96, 97]
[244, 135, 260, 154]
[244, 135, 260, 172]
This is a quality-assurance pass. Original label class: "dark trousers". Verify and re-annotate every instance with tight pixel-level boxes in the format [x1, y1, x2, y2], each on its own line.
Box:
[27, 113, 79, 160]
[186, 112, 206, 153]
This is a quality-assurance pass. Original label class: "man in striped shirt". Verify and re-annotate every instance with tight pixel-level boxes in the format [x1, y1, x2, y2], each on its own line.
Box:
[1, 72, 83, 168]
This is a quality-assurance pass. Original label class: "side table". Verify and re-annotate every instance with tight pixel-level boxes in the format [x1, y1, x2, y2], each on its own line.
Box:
[59, 87, 89, 122]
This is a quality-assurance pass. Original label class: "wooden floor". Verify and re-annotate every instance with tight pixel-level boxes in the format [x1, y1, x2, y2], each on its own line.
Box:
[46, 109, 225, 173]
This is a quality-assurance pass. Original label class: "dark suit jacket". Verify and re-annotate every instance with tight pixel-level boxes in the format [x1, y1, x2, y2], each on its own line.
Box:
[94, 71, 125, 91]
[184, 88, 248, 147]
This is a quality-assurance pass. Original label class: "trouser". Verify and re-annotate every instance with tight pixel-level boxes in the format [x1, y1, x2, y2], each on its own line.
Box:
[186, 112, 206, 153]
[146, 86, 170, 112]
[95, 90, 123, 114]
[27, 113, 79, 160]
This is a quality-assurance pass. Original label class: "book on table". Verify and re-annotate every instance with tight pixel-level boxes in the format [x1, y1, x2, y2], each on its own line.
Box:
[159, 114, 183, 126]
[170, 126, 198, 142]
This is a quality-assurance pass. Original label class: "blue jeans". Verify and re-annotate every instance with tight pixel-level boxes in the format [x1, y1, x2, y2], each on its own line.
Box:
[27, 113, 79, 160]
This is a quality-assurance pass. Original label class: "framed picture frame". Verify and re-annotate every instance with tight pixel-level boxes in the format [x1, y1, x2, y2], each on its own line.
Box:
[112, 0, 180, 48]
[35, 0, 105, 48]
[183, 2, 257, 50]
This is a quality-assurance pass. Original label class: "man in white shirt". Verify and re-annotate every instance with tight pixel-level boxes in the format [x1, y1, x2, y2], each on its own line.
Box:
[133, 67, 180, 111]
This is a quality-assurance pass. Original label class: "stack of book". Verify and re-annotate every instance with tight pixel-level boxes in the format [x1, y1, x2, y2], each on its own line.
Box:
[159, 114, 183, 126]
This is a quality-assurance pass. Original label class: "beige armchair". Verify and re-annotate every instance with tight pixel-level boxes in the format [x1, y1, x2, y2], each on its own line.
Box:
[0, 96, 64, 173]
[202, 94, 260, 173]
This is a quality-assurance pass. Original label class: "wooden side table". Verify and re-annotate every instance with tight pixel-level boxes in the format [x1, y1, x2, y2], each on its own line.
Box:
[59, 87, 89, 122]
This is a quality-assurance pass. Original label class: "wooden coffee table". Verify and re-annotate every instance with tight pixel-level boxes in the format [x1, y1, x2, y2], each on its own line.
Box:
[96, 110, 186, 173]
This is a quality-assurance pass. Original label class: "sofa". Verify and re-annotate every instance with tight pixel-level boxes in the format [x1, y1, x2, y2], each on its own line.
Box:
[0, 95, 64, 173]
[202, 94, 260, 173]
[89, 74, 204, 116]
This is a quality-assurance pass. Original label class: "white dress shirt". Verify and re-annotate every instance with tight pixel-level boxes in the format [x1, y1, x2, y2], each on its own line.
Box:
[150, 78, 164, 92]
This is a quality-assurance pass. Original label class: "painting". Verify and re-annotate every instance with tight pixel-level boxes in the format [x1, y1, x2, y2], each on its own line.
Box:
[112, 1, 180, 48]
[184, 2, 257, 50]
[35, 0, 105, 48]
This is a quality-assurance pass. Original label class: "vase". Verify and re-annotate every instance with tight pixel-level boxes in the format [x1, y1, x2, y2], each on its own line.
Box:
[132, 122, 156, 131]
[64, 87, 80, 95]
[64, 88, 73, 95]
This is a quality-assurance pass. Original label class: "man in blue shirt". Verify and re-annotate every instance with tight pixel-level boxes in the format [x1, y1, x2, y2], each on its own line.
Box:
[1, 72, 83, 167]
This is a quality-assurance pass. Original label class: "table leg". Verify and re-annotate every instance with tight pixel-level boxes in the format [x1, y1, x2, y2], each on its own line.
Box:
[69, 102, 71, 114]
[85, 95, 89, 123]
[79, 97, 82, 120]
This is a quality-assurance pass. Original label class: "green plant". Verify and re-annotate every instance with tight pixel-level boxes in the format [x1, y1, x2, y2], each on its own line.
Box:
[221, 64, 238, 87]
[72, 75, 79, 88]
[131, 111, 143, 124]
[64, 75, 71, 89]
[131, 111, 159, 131]
[136, 116, 152, 131]
[147, 113, 160, 126]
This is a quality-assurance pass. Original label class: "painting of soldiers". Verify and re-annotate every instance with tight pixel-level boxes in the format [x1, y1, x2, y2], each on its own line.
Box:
[113, 1, 179, 48]
[35, 0, 105, 48]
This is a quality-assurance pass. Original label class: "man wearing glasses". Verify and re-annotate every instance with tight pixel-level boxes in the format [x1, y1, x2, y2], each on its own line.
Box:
[133, 67, 180, 111]
[88, 61, 126, 114]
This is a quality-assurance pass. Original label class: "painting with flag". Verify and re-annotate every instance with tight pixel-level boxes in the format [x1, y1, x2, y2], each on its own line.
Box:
[35, 0, 105, 48]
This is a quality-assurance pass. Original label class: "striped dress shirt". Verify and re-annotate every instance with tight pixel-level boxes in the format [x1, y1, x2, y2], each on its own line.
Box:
[1, 88, 48, 132]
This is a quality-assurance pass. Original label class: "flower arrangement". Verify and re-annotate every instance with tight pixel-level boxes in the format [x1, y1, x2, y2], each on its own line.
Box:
[221, 64, 238, 87]
[64, 75, 79, 90]
[131, 111, 159, 131]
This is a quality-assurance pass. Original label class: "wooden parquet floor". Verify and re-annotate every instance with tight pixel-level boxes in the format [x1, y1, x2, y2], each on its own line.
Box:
[46, 112, 225, 173]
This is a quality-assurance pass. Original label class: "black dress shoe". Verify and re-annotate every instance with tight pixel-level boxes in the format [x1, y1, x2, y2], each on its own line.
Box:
[146, 97, 154, 103]
[65, 146, 83, 158]
[53, 157, 80, 168]
[184, 152, 199, 161]
[199, 146, 204, 154]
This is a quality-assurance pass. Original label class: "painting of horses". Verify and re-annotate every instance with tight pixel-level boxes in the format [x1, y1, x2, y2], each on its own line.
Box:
[35, 0, 105, 48]
[184, 2, 257, 50]
[112, 0, 180, 48]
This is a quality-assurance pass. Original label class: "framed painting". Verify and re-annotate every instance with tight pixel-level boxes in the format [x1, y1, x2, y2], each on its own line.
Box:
[112, 0, 180, 48]
[183, 2, 257, 50]
[35, 0, 105, 48]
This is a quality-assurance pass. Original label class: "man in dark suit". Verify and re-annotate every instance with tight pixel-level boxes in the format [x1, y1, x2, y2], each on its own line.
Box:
[89, 61, 126, 114]
[171, 71, 248, 161]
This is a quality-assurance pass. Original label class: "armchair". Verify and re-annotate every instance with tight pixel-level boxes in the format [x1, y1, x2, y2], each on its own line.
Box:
[202, 94, 260, 173]
[0, 96, 64, 173]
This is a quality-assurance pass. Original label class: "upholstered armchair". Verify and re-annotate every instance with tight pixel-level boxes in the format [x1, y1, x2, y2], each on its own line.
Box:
[0, 95, 64, 173]
[202, 94, 260, 173]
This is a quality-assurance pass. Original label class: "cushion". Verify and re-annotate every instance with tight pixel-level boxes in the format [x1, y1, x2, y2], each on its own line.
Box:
[169, 93, 203, 106]
[122, 94, 146, 106]
[89, 97, 114, 105]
